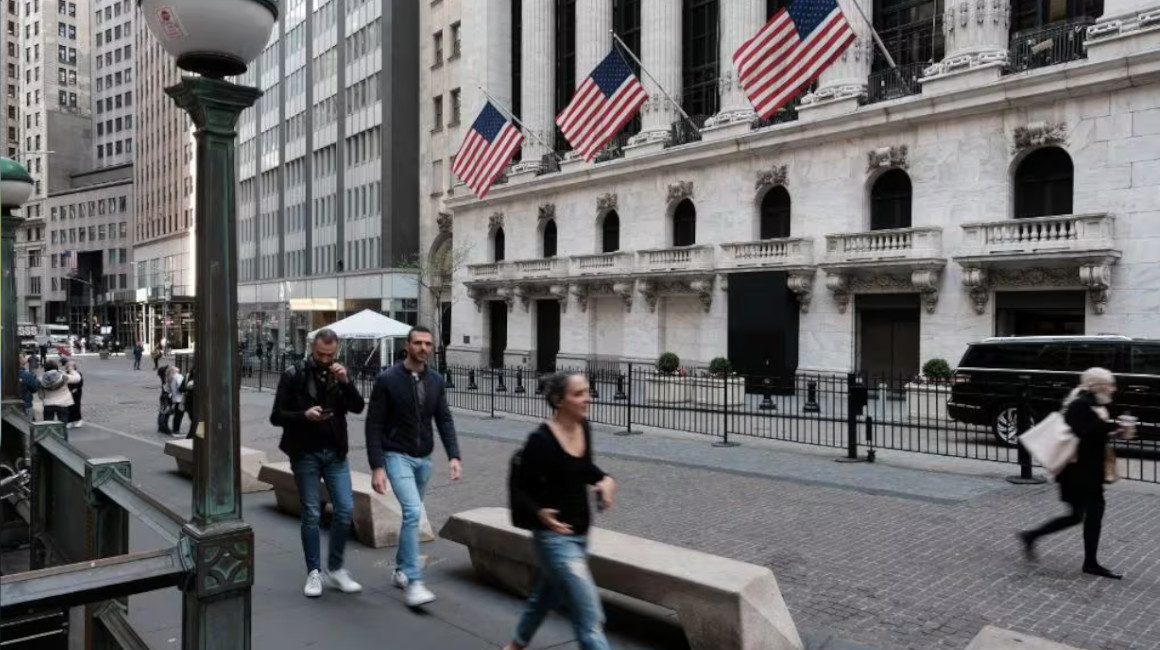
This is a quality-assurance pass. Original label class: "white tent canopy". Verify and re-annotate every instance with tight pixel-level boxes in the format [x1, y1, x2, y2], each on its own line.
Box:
[308, 309, 412, 340]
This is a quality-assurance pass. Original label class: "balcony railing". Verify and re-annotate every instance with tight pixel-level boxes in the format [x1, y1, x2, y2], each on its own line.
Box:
[665, 119, 703, 148]
[467, 262, 505, 280]
[512, 257, 569, 279]
[720, 238, 814, 270]
[593, 131, 632, 164]
[1009, 17, 1094, 73]
[959, 213, 1114, 257]
[865, 62, 926, 104]
[825, 227, 943, 264]
[636, 245, 715, 273]
[536, 153, 562, 176]
[569, 251, 635, 276]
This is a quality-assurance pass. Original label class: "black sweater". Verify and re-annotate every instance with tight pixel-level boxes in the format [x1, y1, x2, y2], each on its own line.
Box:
[1058, 391, 1120, 500]
[513, 421, 607, 536]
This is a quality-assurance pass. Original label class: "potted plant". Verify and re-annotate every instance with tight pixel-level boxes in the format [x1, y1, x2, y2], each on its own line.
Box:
[646, 352, 690, 403]
[692, 357, 746, 407]
[906, 358, 954, 422]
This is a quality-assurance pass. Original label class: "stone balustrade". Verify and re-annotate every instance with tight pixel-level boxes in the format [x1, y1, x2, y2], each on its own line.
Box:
[824, 227, 943, 264]
[636, 245, 716, 273]
[959, 213, 1114, 257]
[719, 238, 814, 270]
[569, 251, 636, 276]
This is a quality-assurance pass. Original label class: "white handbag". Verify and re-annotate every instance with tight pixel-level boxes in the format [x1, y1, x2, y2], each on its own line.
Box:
[1018, 411, 1078, 476]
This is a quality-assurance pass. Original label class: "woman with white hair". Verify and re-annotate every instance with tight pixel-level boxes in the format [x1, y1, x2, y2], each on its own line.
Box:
[1018, 367, 1134, 579]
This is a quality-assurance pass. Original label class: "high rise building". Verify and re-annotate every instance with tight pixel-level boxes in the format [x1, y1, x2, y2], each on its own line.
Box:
[233, 0, 419, 355]
[3, 0, 21, 159]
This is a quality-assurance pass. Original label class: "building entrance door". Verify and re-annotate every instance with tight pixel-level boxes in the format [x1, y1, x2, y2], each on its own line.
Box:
[857, 294, 920, 382]
[726, 272, 800, 391]
[535, 299, 561, 373]
[995, 291, 1085, 336]
[488, 301, 507, 368]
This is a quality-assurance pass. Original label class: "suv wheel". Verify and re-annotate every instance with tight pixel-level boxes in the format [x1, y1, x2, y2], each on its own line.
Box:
[991, 404, 1022, 447]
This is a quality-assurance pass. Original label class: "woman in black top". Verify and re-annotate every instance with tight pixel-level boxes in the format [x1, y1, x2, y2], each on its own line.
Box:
[505, 371, 617, 650]
[1019, 367, 1133, 579]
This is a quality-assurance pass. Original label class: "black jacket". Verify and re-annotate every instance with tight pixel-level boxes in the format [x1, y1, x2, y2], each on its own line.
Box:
[271, 360, 365, 459]
[365, 362, 459, 468]
[1057, 391, 1119, 502]
[511, 421, 606, 535]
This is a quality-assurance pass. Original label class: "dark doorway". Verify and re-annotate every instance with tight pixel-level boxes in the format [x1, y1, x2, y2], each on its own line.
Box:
[488, 301, 508, 368]
[440, 301, 452, 347]
[673, 199, 696, 246]
[1014, 147, 1073, 219]
[602, 211, 620, 252]
[727, 271, 800, 391]
[870, 169, 912, 231]
[996, 291, 1085, 336]
[857, 294, 920, 381]
[536, 300, 561, 372]
[760, 186, 791, 239]
[542, 220, 558, 257]
[493, 227, 506, 261]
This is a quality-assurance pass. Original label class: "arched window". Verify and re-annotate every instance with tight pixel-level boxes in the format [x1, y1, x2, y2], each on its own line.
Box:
[870, 169, 912, 231]
[759, 186, 791, 239]
[542, 219, 557, 257]
[601, 211, 620, 253]
[672, 199, 696, 247]
[493, 227, 505, 262]
[1014, 147, 1073, 219]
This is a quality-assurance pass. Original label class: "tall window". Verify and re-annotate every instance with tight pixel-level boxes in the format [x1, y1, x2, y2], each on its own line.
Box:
[493, 227, 506, 262]
[602, 211, 620, 253]
[760, 186, 791, 239]
[614, 0, 642, 137]
[1012, 0, 1103, 31]
[766, 0, 791, 16]
[673, 200, 696, 246]
[682, 0, 719, 123]
[1014, 147, 1073, 219]
[555, 0, 577, 151]
[872, 0, 943, 69]
[870, 169, 913, 231]
[511, 0, 523, 122]
[542, 220, 558, 257]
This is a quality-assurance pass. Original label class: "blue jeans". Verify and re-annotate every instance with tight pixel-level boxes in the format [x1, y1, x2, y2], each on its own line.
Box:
[384, 452, 432, 582]
[514, 532, 609, 650]
[291, 449, 354, 573]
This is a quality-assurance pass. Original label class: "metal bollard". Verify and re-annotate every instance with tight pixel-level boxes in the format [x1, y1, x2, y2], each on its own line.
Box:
[445, 368, 455, 389]
[467, 369, 478, 391]
[759, 378, 776, 410]
[614, 373, 627, 401]
[1007, 381, 1045, 484]
[803, 379, 820, 413]
[589, 372, 600, 399]
[496, 369, 508, 392]
[514, 367, 526, 394]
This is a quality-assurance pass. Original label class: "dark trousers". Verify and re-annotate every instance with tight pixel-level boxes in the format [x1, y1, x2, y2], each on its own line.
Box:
[1026, 494, 1106, 565]
[44, 405, 70, 424]
[184, 402, 198, 439]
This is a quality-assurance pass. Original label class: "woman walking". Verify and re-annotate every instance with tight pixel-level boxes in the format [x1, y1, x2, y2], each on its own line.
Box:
[157, 365, 174, 435]
[65, 360, 84, 428]
[1019, 367, 1134, 579]
[39, 360, 80, 425]
[505, 372, 617, 650]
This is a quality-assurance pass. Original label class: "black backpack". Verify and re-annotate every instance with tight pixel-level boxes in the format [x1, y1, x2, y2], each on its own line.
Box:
[508, 432, 542, 530]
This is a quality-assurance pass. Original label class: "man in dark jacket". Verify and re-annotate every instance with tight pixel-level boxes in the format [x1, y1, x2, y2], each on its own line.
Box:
[18, 353, 40, 420]
[366, 325, 461, 608]
[270, 328, 366, 598]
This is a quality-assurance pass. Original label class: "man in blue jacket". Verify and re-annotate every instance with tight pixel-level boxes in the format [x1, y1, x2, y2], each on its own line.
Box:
[18, 353, 40, 420]
[366, 325, 461, 608]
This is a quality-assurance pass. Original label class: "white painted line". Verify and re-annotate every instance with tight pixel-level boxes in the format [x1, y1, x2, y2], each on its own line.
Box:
[82, 421, 166, 449]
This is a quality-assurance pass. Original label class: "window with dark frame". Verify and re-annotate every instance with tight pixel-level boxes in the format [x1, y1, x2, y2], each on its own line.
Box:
[1014, 147, 1073, 219]
[542, 220, 558, 257]
[554, 0, 577, 151]
[682, 0, 719, 123]
[760, 186, 791, 239]
[870, 169, 913, 231]
[601, 211, 621, 253]
[673, 199, 697, 246]
[613, 0, 642, 137]
[872, 0, 943, 70]
[493, 227, 506, 262]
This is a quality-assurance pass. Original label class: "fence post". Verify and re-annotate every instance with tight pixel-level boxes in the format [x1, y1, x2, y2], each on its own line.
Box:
[713, 371, 740, 448]
[1007, 379, 1046, 485]
[84, 456, 131, 649]
[445, 366, 455, 390]
[864, 415, 876, 463]
[614, 372, 627, 400]
[759, 377, 776, 410]
[837, 373, 869, 463]
[496, 367, 508, 393]
[514, 367, 526, 394]
[589, 369, 600, 400]
[803, 379, 820, 413]
[615, 363, 638, 436]
[467, 369, 478, 390]
[483, 366, 501, 420]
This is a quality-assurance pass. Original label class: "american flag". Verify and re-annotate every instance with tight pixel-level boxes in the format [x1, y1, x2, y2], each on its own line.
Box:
[451, 101, 524, 199]
[734, 0, 856, 119]
[556, 49, 648, 161]
[62, 250, 77, 269]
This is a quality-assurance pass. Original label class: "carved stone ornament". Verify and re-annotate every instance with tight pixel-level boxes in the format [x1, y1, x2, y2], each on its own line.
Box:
[190, 530, 255, 598]
[667, 180, 694, 204]
[1079, 263, 1113, 315]
[755, 165, 789, 192]
[512, 285, 530, 312]
[466, 286, 485, 312]
[786, 272, 814, 313]
[866, 145, 909, 173]
[688, 277, 715, 313]
[637, 279, 659, 313]
[538, 203, 556, 225]
[436, 211, 453, 234]
[597, 193, 618, 212]
[612, 280, 635, 312]
[549, 284, 569, 313]
[911, 268, 943, 314]
[961, 267, 990, 315]
[570, 284, 589, 312]
[825, 273, 851, 314]
[1012, 121, 1067, 154]
[717, 274, 729, 293]
[495, 286, 515, 312]
[488, 211, 504, 232]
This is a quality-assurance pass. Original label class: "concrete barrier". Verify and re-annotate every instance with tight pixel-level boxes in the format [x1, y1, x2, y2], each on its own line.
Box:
[964, 626, 1085, 650]
[440, 507, 803, 650]
[163, 439, 271, 493]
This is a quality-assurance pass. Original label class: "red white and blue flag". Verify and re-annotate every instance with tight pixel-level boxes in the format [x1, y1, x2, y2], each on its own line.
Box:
[451, 101, 524, 199]
[556, 49, 648, 161]
[62, 249, 77, 269]
[734, 0, 856, 119]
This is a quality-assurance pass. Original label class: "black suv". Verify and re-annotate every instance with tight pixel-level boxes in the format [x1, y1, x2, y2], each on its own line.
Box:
[947, 336, 1160, 445]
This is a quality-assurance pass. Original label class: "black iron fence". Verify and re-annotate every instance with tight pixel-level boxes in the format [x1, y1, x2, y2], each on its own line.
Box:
[866, 62, 927, 104]
[1009, 17, 1094, 73]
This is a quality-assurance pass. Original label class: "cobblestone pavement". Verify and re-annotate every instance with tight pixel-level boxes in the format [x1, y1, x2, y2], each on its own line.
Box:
[74, 357, 1160, 650]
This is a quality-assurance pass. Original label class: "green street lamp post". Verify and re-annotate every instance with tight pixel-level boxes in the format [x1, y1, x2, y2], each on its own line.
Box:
[1, 157, 34, 403]
[138, 1, 277, 647]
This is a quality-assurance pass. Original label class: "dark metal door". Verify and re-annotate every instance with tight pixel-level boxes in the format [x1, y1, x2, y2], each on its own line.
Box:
[536, 299, 561, 372]
[488, 301, 507, 368]
[727, 272, 800, 390]
[858, 297, 920, 381]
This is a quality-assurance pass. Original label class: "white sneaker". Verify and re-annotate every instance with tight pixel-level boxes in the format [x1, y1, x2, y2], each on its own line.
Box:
[303, 569, 323, 598]
[72, 420, 84, 427]
[391, 569, 409, 590]
[322, 568, 363, 594]
[404, 581, 436, 608]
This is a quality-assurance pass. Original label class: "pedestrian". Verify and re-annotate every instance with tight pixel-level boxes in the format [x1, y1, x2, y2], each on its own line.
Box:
[1018, 367, 1135, 580]
[183, 366, 199, 439]
[161, 336, 169, 356]
[38, 336, 49, 365]
[166, 365, 189, 437]
[366, 325, 461, 608]
[39, 360, 80, 425]
[270, 328, 366, 598]
[151, 344, 163, 370]
[18, 353, 40, 421]
[133, 341, 144, 370]
[80, 337, 87, 354]
[157, 365, 175, 435]
[503, 372, 617, 650]
[65, 360, 85, 428]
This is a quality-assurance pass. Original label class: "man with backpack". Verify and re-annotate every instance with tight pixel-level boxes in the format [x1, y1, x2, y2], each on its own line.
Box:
[270, 328, 366, 598]
[366, 325, 461, 609]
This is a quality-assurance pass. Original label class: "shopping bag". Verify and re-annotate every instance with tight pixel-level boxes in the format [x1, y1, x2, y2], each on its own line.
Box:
[1017, 411, 1078, 476]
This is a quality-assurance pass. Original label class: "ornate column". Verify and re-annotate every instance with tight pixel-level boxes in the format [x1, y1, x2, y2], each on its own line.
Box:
[704, 0, 764, 138]
[576, 0, 613, 82]
[1086, 0, 1160, 62]
[627, 0, 682, 153]
[799, 0, 872, 121]
[512, 0, 556, 174]
[921, 0, 1011, 93]
[1, 158, 33, 404]
[463, 0, 514, 121]
[166, 77, 262, 650]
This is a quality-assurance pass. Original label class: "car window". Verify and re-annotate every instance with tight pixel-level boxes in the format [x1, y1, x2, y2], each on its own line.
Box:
[1037, 345, 1069, 371]
[1130, 344, 1160, 375]
[1067, 344, 1117, 372]
[960, 344, 1043, 369]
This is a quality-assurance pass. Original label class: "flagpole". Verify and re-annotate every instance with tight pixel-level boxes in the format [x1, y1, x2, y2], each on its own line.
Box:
[609, 31, 699, 132]
[475, 86, 563, 162]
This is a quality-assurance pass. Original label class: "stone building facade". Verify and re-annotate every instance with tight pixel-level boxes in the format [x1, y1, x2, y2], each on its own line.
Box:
[442, 0, 1160, 377]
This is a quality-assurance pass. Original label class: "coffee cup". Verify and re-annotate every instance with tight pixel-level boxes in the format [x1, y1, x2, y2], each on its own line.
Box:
[1117, 415, 1139, 439]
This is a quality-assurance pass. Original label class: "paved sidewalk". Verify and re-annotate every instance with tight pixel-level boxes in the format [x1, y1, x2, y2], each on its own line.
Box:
[71, 359, 1160, 649]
